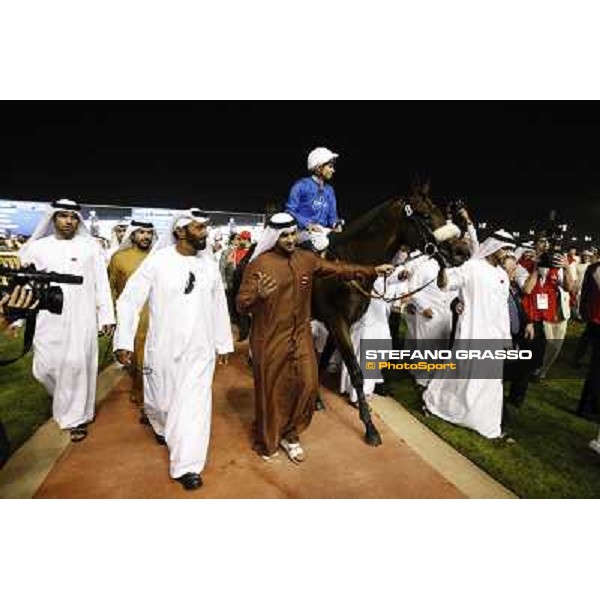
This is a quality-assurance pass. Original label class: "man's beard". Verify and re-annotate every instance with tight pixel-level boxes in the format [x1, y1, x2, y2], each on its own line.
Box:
[57, 228, 76, 240]
[133, 240, 152, 251]
[276, 242, 295, 255]
[191, 237, 207, 251]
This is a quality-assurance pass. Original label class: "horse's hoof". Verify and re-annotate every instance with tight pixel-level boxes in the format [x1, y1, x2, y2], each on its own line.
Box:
[315, 398, 326, 411]
[365, 430, 382, 447]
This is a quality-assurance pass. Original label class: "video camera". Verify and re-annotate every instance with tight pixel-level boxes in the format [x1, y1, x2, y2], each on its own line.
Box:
[450, 199, 466, 213]
[0, 264, 83, 321]
[537, 209, 564, 269]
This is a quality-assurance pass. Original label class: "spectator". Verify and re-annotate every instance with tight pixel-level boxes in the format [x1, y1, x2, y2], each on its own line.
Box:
[502, 255, 536, 425]
[573, 250, 593, 320]
[576, 257, 600, 420]
[518, 235, 575, 380]
[567, 246, 580, 266]
[423, 230, 516, 440]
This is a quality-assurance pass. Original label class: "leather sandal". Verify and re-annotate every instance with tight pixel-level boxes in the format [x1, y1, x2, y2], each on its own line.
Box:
[154, 432, 167, 446]
[176, 473, 202, 490]
[260, 451, 279, 462]
[279, 439, 305, 464]
[70, 424, 88, 443]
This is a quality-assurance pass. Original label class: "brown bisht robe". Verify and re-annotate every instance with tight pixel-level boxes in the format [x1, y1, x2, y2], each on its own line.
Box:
[236, 248, 376, 456]
[108, 246, 150, 404]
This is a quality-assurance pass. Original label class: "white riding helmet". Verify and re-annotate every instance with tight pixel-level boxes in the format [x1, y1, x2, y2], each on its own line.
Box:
[307, 147, 339, 171]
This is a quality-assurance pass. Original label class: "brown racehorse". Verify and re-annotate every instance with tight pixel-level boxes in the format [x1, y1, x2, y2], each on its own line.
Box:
[232, 183, 467, 446]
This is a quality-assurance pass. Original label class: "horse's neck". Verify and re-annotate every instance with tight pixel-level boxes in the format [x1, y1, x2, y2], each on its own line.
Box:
[332, 228, 399, 265]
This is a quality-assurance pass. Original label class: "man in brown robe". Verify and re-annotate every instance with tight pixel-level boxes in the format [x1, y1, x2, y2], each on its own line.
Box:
[236, 212, 394, 463]
[108, 221, 156, 408]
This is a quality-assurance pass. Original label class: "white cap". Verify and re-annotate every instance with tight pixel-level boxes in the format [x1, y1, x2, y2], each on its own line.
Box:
[307, 147, 339, 171]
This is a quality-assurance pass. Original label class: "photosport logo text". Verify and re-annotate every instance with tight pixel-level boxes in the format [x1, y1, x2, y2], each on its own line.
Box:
[360, 340, 533, 381]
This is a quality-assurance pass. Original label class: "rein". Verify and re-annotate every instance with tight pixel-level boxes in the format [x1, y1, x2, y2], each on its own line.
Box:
[347, 274, 437, 304]
[331, 197, 443, 304]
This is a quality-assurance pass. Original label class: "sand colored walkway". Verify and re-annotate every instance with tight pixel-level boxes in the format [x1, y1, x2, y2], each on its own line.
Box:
[32, 345, 466, 499]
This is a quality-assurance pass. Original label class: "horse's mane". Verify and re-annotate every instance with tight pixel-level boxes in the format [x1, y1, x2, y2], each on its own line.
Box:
[331, 199, 396, 246]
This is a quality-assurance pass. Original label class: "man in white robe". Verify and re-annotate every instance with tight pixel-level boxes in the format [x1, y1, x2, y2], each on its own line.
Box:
[104, 219, 130, 264]
[422, 230, 516, 439]
[410, 261, 450, 329]
[340, 268, 409, 404]
[409, 257, 456, 386]
[114, 209, 234, 490]
[19, 199, 115, 442]
[402, 250, 430, 342]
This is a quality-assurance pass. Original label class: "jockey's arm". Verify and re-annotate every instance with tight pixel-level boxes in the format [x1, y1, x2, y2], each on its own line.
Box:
[285, 181, 311, 229]
[326, 188, 339, 229]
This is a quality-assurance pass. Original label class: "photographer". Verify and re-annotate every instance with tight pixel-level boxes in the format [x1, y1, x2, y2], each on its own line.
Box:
[19, 199, 115, 443]
[1, 285, 37, 468]
[518, 234, 576, 380]
[0, 285, 38, 332]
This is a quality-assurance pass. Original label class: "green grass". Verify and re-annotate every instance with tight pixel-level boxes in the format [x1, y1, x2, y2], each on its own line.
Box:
[0, 331, 114, 457]
[386, 321, 600, 498]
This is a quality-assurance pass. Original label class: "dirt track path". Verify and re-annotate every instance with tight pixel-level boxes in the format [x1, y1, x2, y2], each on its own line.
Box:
[35, 344, 464, 499]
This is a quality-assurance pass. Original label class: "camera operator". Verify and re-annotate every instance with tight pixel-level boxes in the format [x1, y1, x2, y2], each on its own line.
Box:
[518, 234, 576, 380]
[0, 285, 38, 331]
[19, 199, 115, 443]
[1, 285, 38, 468]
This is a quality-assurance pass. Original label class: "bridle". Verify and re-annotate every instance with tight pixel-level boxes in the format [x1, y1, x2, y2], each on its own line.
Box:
[342, 197, 452, 304]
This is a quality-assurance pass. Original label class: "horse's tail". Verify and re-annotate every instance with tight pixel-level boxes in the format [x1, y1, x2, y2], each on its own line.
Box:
[230, 245, 255, 342]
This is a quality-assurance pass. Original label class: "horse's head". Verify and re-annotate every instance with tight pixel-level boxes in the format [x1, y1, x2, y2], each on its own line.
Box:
[328, 183, 469, 266]
[388, 180, 470, 266]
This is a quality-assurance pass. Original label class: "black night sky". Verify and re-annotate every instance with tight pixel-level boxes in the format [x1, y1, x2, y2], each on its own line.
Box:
[2, 102, 599, 237]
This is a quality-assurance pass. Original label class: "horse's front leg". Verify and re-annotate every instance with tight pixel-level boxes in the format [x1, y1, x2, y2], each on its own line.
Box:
[329, 316, 382, 447]
[315, 333, 336, 411]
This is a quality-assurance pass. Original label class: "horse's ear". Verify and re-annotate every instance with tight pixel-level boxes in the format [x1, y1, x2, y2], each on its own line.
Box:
[409, 173, 421, 196]
[423, 178, 431, 195]
[391, 198, 404, 212]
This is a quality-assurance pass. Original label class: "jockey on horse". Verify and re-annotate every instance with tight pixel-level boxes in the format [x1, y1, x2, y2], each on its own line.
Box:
[285, 147, 344, 253]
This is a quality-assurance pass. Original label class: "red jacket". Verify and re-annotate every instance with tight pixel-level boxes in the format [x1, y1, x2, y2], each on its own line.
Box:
[519, 257, 562, 323]
[580, 263, 600, 325]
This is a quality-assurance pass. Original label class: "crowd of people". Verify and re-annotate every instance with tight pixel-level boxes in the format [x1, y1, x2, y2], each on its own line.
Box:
[1, 146, 600, 491]
[315, 222, 600, 444]
[0, 232, 27, 253]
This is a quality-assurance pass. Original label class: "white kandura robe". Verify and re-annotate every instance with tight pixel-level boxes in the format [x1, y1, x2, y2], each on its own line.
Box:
[410, 258, 456, 340]
[408, 258, 456, 386]
[310, 320, 343, 373]
[19, 236, 115, 429]
[401, 255, 429, 342]
[423, 258, 511, 439]
[340, 272, 408, 403]
[311, 319, 329, 355]
[114, 246, 234, 479]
